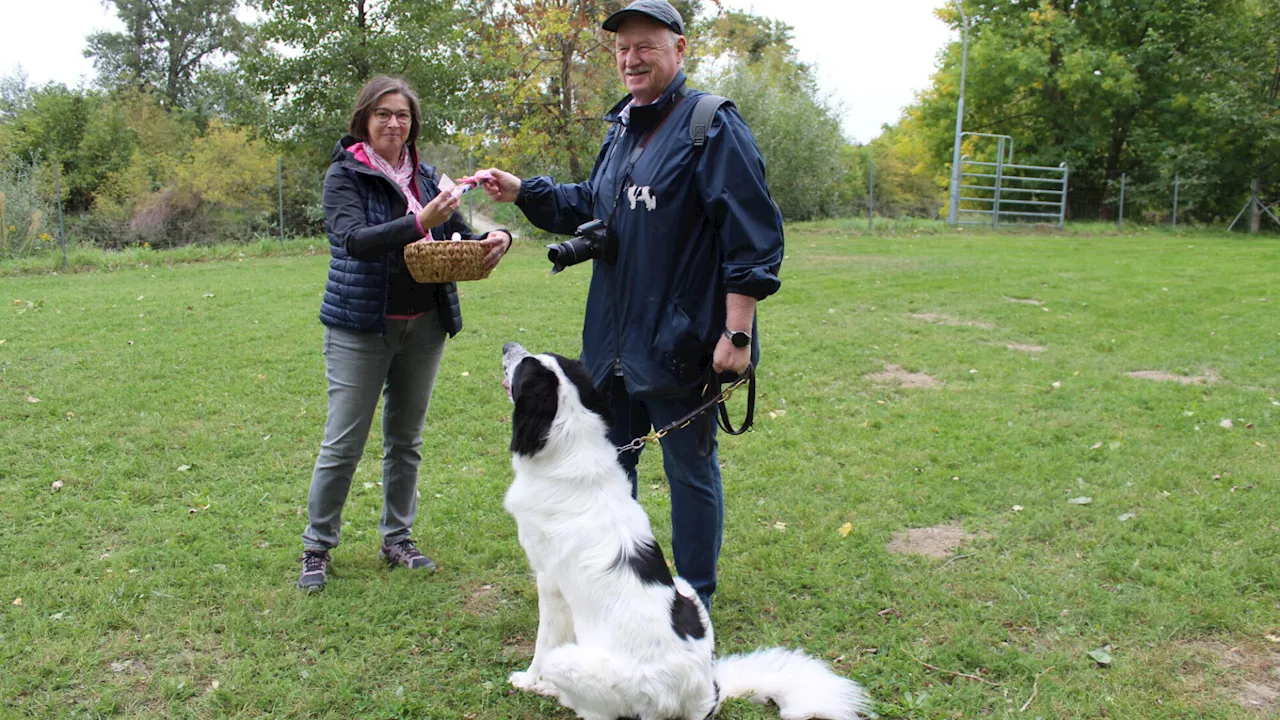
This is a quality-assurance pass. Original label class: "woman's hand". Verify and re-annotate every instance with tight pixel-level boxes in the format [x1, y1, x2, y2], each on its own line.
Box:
[475, 168, 521, 203]
[417, 188, 461, 231]
[477, 230, 512, 269]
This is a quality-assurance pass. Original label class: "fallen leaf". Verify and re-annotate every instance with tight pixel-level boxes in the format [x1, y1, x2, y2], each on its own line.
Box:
[838, 522, 853, 538]
[362, 482, 374, 490]
[1257, 441, 1268, 448]
[969, 368, 978, 374]
[1266, 634, 1280, 644]
[1090, 442, 1103, 450]
[1067, 496, 1093, 505]
[461, 371, 470, 377]
[26, 396, 40, 403]
[11, 597, 22, 606]
[768, 411, 778, 419]
[1220, 419, 1233, 429]
[1118, 513, 1137, 522]
[177, 465, 191, 472]
[1245, 423, 1254, 429]
[51, 481, 63, 492]
[202, 293, 215, 298]
[136, 296, 144, 301]
[1012, 505, 1024, 512]
[1088, 646, 1113, 666]
[208, 680, 220, 692]
[0, 339, 6, 344]
[773, 521, 787, 531]
[1051, 381, 1062, 389]
[1213, 473, 1221, 480]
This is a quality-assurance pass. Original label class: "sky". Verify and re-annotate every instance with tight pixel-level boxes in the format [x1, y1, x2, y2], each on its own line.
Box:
[0, 0, 956, 144]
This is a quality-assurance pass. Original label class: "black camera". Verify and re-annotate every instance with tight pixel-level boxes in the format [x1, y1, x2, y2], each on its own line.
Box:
[547, 219, 616, 274]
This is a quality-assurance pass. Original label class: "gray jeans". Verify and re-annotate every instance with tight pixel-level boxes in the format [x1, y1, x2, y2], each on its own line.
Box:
[303, 314, 447, 551]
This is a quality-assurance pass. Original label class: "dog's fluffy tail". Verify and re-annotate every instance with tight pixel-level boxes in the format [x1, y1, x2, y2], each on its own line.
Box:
[713, 647, 871, 720]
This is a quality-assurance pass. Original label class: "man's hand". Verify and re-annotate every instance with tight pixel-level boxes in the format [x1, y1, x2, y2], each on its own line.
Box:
[712, 333, 751, 376]
[476, 231, 511, 269]
[417, 188, 461, 230]
[475, 168, 522, 203]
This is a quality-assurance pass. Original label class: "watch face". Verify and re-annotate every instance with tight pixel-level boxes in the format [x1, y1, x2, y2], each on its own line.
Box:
[730, 331, 750, 348]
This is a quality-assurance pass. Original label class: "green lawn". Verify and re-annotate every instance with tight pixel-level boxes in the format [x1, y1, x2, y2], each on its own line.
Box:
[1, 225, 1277, 719]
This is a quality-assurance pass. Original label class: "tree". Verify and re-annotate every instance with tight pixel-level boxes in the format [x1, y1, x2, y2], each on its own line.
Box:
[904, 0, 1248, 222]
[85, 0, 252, 109]
[697, 46, 845, 221]
[241, 0, 470, 158]
[0, 67, 31, 121]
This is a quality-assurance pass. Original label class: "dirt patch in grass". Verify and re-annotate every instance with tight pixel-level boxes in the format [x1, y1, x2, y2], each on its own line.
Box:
[1128, 370, 1220, 385]
[865, 364, 942, 389]
[1004, 297, 1044, 305]
[886, 522, 984, 559]
[910, 313, 995, 330]
[1177, 640, 1280, 714]
[502, 635, 535, 662]
[462, 582, 502, 616]
[1006, 343, 1048, 353]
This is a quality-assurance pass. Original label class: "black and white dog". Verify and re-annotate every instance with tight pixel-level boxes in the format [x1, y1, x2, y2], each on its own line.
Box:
[500, 342, 871, 720]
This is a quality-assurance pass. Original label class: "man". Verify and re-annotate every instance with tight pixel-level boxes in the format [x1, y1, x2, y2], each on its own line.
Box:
[477, 0, 783, 608]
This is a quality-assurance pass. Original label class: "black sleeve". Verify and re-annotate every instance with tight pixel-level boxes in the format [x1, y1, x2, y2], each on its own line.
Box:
[323, 165, 423, 261]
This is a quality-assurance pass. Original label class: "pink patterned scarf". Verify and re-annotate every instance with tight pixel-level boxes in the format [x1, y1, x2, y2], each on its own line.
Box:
[359, 143, 424, 216]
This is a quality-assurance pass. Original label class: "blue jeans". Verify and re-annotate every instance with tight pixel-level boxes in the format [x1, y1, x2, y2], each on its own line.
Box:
[606, 378, 723, 607]
[303, 314, 447, 551]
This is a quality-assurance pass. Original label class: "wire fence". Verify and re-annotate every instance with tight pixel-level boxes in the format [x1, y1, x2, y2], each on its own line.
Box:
[3, 154, 1277, 264]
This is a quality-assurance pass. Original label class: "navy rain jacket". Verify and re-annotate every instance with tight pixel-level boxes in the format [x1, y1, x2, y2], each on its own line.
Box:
[321, 136, 480, 337]
[517, 71, 784, 395]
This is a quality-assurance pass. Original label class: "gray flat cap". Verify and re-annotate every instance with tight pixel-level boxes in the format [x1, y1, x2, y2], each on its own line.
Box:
[602, 0, 685, 36]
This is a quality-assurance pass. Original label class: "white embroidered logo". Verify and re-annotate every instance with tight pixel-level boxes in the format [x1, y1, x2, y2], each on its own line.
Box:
[626, 185, 657, 211]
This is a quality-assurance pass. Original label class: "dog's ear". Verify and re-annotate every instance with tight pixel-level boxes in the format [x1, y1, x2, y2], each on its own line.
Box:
[510, 356, 559, 456]
[548, 354, 614, 429]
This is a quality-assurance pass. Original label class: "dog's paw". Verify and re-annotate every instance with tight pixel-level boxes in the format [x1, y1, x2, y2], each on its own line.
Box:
[509, 671, 559, 698]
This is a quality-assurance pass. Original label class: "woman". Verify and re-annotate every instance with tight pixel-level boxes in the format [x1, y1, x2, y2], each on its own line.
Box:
[298, 76, 511, 592]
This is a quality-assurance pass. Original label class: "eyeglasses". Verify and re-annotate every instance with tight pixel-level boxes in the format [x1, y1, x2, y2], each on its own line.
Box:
[373, 109, 412, 125]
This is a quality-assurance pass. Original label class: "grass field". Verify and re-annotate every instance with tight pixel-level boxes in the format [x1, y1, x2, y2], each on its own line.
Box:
[1, 224, 1277, 719]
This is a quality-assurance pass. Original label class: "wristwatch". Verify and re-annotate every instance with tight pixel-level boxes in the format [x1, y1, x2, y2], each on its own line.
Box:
[724, 328, 751, 348]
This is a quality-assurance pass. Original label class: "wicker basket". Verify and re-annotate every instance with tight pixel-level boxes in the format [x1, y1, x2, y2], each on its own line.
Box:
[403, 240, 493, 283]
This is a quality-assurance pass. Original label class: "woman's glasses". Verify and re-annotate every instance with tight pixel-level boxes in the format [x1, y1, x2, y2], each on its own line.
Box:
[373, 109, 412, 125]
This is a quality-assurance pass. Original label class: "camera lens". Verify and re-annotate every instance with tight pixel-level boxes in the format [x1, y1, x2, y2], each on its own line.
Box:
[547, 237, 591, 267]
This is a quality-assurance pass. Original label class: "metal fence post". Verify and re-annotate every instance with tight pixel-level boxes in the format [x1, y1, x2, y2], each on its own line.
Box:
[1117, 172, 1126, 231]
[1172, 174, 1180, 229]
[946, 2, 969, 226]
[277, 157, 285, 248]
[868, 157, 874, 231]
[991, 136, 1005, 227]
[1057, 163, 1069, 229]
[55, 165, 67, 269]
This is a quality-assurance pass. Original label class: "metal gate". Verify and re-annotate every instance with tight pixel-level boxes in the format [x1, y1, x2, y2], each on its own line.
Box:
[954, 133, 1069, 228]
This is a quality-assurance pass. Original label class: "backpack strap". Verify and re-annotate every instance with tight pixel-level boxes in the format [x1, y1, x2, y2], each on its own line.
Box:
[689, 94, 734, 151]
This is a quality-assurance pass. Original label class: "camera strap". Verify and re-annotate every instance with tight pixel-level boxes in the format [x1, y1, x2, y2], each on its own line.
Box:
[599, 80, 688, 226]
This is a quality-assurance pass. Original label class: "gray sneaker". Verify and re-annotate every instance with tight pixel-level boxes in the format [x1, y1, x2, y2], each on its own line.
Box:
[298, 549, 330, 592]
[380, 539, 438, 571]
